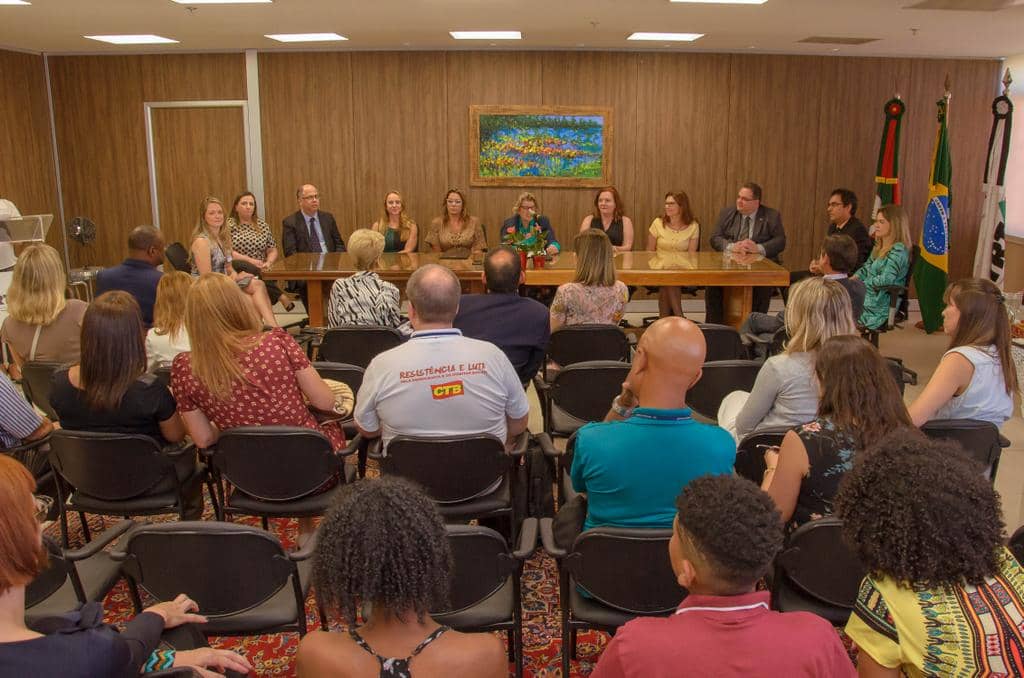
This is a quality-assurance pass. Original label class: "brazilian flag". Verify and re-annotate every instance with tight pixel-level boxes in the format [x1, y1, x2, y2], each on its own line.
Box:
[914, 97, 952, 334]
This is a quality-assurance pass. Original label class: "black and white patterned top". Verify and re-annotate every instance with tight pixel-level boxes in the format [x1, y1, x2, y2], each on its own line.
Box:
[228, 217, 277, 261]
[327, 271, 402, 328]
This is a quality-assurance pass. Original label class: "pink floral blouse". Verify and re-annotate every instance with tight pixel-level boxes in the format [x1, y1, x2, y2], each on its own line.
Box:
[550, 281, 629, 327]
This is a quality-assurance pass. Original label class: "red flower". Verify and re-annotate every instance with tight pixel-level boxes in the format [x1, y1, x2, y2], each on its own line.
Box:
[506, 227, 515, 234]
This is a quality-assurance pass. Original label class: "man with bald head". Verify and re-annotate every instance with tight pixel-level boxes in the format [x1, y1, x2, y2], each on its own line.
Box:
[95, 224, 165, 326]
[355, 264, 530, 452]
[570, 317, 736, 532]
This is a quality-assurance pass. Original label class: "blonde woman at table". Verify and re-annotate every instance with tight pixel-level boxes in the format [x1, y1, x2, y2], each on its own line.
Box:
[550, 229, 629, 332]
[579, 186, 634, 253]
[424, 189, 486, 254]
[646, 190, 700, 318]
[371, 190, 418, 254]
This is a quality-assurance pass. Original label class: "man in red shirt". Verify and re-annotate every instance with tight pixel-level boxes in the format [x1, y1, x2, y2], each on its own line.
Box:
[591, 475, 855, 678]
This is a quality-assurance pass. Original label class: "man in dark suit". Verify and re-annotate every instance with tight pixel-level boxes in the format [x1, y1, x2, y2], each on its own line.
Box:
[94, 225, 164, 327]
[281, 183, 345, 256]
[705, 182, 786, 323]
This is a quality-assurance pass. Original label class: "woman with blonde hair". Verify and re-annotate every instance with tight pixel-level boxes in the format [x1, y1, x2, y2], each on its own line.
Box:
[550, 229, 629, 331]
[502, 191, 560, 256]
[1, 243, 87, 376]
[146, 271, 193, 370]
[424, 189, 486, 254]
[327, 229, 401, 328]
[853, 203, 911, 329]
[717, 276, 857, 441]
[372, 191, 418, 253]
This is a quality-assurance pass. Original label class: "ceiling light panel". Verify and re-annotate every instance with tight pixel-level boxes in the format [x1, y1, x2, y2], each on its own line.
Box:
[265, 33, 348, 42]
[670, 0, 767, 4]
[628, 32, 704, 41]
[450, 31, 522, 40]
[171, 0, 271, 3]
[85, 34, 179, 44]
[0, 1, 32, 5]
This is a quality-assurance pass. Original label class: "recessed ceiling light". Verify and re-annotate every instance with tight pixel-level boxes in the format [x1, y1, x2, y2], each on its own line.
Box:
[171, 0, 270, 3]
[85, 34, 179, 45]
[0, 1, 32, 5]
[265, 33, 348, 42]
[450, 31, 522, 40]
[670, 0, 766, 4]
[628, 32, 704, 42]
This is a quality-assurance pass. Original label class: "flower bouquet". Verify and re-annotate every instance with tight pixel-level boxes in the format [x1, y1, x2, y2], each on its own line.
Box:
[505, 223, 547, 268]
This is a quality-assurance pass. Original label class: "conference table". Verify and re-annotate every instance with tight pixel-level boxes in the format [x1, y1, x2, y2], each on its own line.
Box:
[266, 250, 789, 329]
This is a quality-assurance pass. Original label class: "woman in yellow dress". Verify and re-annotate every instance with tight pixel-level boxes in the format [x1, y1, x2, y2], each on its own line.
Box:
[645, 191, 699, 318]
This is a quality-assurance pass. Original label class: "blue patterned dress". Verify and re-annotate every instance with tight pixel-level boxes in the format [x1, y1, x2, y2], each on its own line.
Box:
[790, 417, 856, 531]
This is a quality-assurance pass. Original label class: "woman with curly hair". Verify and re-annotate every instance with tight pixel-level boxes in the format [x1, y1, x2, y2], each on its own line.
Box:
[296, 477, 507, 678]
[838, 429, 1024, 677]
[761, 335, 913, 530]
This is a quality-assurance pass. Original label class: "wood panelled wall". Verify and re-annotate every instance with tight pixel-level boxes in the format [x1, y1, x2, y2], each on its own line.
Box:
[7, 49, 999, 281]
[0, 50, 60, 252]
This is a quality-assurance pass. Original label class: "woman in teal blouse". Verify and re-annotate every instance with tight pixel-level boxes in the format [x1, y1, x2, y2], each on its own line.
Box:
[853, 204, 911, 330]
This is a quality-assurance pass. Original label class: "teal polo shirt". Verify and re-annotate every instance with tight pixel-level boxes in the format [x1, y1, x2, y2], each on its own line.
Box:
[571, 407, 736, 532]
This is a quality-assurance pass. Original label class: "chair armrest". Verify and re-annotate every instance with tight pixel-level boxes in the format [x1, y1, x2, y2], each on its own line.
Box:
[289, 527, 319, 562]
[901, 365, 918, 386]
[1000, 434, 1012, 448]
[163, 442, 198, 460]
[508, 430, 530, 458]
[513, 517, 539, 560]
[366, 437, 384, 460]
[339, 433, 362, 457]
[1, 432, 52, 455]
[531, 375, 550, 394]
[66, 519, 136, 561]
[535, 432, 560, 459]
[539, 517, 567, 559]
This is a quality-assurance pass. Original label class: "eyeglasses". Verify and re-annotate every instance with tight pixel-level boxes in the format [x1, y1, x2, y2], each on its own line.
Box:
[737, 195, 757, 203]
[826, 202, 845, 208]
[33, 494, 54, 524]
[301, 194, 320, 201]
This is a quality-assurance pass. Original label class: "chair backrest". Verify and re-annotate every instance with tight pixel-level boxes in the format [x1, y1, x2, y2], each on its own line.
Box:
[21, 361, 63, 420]
[151, 365, 172, 388]
[549, 361, 631, 432]
[318, 326, 403, 367]
[25, 537, 70, 609]
[115, 521, 295, 619]
[566, 527, 680, 614]
[547, 325, 630, 367]
[772, 517, 865, 622]
[921, 418, 1003, 479]
[313, 361, 365, 395]
[165, 242, 190, 273]
[435, 524, 514, 615]
[687, 360, 762, 421]
[734, 427, 790, 483]
[1009, 525, 1024, 564]
[49, 430, 172, 500]
[698, 323, 746, 362]
[213, 426, 339, 501]
[383, 435, 508, 504]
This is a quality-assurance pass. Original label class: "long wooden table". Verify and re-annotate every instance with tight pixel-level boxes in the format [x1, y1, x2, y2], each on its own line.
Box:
[266, 250, 789, 329]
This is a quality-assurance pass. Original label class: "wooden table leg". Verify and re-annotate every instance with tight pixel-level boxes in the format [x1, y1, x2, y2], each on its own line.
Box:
[307, 280, 325, 326]
[722, 286, 754, 329]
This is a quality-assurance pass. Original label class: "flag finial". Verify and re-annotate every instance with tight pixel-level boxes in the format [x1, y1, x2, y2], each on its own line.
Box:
[944, 73, 952, 98]
[1004, 68, 1013, 96]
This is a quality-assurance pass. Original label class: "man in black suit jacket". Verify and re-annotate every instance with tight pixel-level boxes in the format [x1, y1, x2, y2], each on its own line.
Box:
[705, 182, 786, 323]
[282, 183, 345, 256]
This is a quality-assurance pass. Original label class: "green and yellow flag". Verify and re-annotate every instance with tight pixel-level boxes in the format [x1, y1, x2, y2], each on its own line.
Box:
[914, 96, 952, 333]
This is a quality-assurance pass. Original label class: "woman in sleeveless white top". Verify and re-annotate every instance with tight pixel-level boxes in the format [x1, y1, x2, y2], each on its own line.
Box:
[909, 278, 1017, 428]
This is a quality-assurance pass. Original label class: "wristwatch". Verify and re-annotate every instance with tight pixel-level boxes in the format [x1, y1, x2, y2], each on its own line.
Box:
[611, 394, 635, 418]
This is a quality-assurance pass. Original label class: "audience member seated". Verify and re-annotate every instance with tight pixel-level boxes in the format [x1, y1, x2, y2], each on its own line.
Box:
[550, 229, 629, 331]
[1, 243, 87, 378]
[453, 246, 550, 384]
[0, 455, 252, 678]
[853, 203, 911, 330]
[49, 292, 201, 518]
[761, 335, 913, 531]
[94, 225, 165, 327]
[908, 277, 1016, 427]
[296, 477, 507, 678]
[571, 317, 735, 533]
[145, 272, 193, 370]
[171, 273, 346, 540]
[354, 264, 529, 451]
[0, 370, 53, 479]
[646, 190, 700, 318]
[189, 196, 277, 327]
[787, 189, 871, 295]
[501, 192, 560, 255]
[327, 229, 402, 329]
[372, 190, 418, 253]
[227, 190, 290, 309]
[578, 186, 634, 252]
[717, 276, 856, 441]
[424, 189, 486, 254]
[591, 475, 855, 678]
[840, 430, 1024, 677]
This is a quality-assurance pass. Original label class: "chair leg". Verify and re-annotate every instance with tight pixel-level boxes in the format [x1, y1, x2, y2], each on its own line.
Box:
[507, 629, 515, 662]
[571, 628, 578, 659]
[560, 576, 572, 677]
[127, 579, 144, 614]
[261, 516, 270, 531]
[206, 479, 222, 520]
[78, 512, 91, 542]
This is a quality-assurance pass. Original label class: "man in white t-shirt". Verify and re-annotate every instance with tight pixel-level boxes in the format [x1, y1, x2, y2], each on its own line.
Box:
[355, 264, 531, 451]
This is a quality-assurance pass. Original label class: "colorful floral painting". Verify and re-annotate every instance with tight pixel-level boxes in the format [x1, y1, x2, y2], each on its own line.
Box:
[470, 106, 612, 187]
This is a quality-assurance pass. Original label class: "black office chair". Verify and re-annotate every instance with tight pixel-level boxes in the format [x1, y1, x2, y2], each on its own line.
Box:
[862, 244, 919, 347]
[921, 418, 1010, 482]
[48, 430, 217, 547]
[734, 427, 791, 484]
[151, 364, 172, 388]
[1008, 524, 1024, 564]
[112, 521, 318, 637]
[540, 520, 680, 676]
[884, 356, 918, 396]
[698, 323, 747, 361]
[20, 360, 63, 421]
[770, 516, 865, 626]
[25, 522, 132, 627]
[316, 325, 402, 367]
[686, 360, 762, 422]
[208, 426, 358, 529]
[165, 242, 191, 273]
[540, 324, 630, 380]
[432, 519, 539, 678]
[534, 360, 631, 439]
[312, 361, 365, 395]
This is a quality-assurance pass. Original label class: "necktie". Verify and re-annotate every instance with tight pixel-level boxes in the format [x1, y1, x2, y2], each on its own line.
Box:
[743, 216, 752, 240]
[308, 216, 323, 252]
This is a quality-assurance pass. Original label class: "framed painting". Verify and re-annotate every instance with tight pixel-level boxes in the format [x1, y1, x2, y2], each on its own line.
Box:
[469, 105, 613, 188]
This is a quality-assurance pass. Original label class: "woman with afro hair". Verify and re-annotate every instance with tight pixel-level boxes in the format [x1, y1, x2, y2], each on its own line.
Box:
[839, 429, 1024, 677]
[296, 477, 507, 678]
